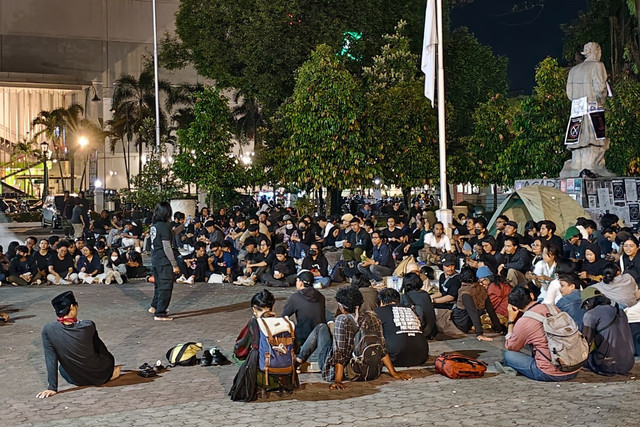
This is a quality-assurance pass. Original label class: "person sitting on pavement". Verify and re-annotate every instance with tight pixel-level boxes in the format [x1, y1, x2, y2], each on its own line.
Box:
[176, 241, 209, 285]
[342, 217, 371, 263]
[497, 236, 532, 287]
[431, 253, 461, 309]
[400, 272, 437, 339]
[262, 245, 297, 287]
[476, 266, 511, 320]
[0, 245, 9, 285]
[37, 291, 120, 398]
[206, 240, 236, 283]
[351, 272, 380, 312]
[620, 235, 640, 283]
[47, 241, 78, 285]
[281, 270, 327, 347]
[592, 263, 639, 309]
[7, 245, 34, 286]
[556, 273, 586, 329]
[375, 288, 429, 367]
[235, 238, 274, 286]
[579, 242, 608, 284]
[448, 267, 505, 341]
[530, 244, 560, 302]
[422, 221, 452, 265]
[501, 283, 580, 382]
[124, 251, 150, 279]
[581, 287, 635, 375]
[295, 286, 412, 390]
[538, 220, 564, 254]
[357, 231, 395, 286]
[301, 242, 331, 288]
[288, 219, 315, 260]
[381, 216, 404, 252]
[31, 238, 55, 285]
[77, 243, 103, 284]
[563, 226, 588, 261]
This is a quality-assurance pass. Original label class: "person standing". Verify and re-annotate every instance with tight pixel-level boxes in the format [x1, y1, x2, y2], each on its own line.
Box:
[149, 202, 180, 321]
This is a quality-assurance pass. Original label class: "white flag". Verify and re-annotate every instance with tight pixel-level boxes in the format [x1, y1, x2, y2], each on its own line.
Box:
[421, 0, 437, 107]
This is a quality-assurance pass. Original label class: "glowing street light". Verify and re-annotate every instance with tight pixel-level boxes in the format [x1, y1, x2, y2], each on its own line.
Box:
[78, 136, 89, 147]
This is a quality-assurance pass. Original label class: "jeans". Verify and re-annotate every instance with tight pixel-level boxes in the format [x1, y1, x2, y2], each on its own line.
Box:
[151, 264, 174, 317]
[503, 350, 578, 382]
[357, 263, 392, 282]
[298, 323, 332, 371]
[314, 276, 331, 289]
[452, 294, 503, 335]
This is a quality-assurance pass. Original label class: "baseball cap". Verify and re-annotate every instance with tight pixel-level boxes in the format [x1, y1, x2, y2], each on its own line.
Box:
[581, 286, 602, 307]
[440, 253, 457, 266]
[564, 226, 580, 240]
[341, 213, 354, 222]
[297, 270, 315, 287]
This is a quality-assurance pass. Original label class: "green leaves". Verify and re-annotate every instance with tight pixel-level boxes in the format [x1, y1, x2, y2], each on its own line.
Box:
[173, 86, 247, 204]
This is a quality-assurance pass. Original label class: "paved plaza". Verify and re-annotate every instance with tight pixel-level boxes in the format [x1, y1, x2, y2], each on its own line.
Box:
[1, 275, 639, 427]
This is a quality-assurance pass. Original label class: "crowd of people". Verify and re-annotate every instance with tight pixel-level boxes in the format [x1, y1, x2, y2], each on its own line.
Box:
[4, 196, 640, 398]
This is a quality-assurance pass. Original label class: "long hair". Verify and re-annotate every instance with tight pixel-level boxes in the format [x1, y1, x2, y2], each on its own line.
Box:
[152, 202, 172, 223]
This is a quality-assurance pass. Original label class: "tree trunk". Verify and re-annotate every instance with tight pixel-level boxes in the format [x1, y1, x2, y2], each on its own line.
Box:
[329, 188, 341, 215]
[121, 139, 131, 190]
[402, 187, 411, 208]
[209, 192, 215, 210]
[492, 183, 498, 214]
[138, 141, 143, 176]
[56, 153, 66, 192]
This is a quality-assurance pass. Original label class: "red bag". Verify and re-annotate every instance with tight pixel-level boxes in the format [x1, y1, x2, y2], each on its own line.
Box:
[434, 352, 487, 379]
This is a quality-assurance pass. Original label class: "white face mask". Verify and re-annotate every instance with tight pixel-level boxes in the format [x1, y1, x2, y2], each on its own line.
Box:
[286, 224, 294, 230]
[111, 255, 119, 261]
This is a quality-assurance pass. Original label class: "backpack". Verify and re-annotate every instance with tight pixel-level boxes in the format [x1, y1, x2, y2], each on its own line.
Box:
[346, 317, 384, 381]
[523, 304, 589, 372]
[435, 352, 487, 379]
[166, 342, 203, 366]
[257, 314, 296, 383]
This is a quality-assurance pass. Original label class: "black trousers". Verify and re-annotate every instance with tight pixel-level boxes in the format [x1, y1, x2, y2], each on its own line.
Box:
[451, 294, 502, 335]
[151, 264, 174, 317]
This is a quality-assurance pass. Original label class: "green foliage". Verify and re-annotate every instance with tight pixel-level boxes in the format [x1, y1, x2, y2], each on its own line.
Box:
[173, 86, 247, 205]
[467, 93, 520, 185]
[605, 72, 640, 174]
[363, 21, 439, 189]
[164, 0, 425, 115]
[496, 58, 570, 184]
[128, 149, 182, 209]
[445, 27, 509, 137]
[562, 0, 639, 76]
[273, 44, 375, 191]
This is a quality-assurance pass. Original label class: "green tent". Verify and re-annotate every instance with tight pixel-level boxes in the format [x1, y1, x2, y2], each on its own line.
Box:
[487, 185, 591, 238]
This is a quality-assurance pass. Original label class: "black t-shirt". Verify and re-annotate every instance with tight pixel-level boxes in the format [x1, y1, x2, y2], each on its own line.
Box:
[381, 227, 404, 249]
[374, 304, 428, 367]
[263, 252, 276, 269]
[32, 250, 54, 272]
[437, 274, 462, 309]
[49, 254, 75, 276]
[150, 221, 172, 266]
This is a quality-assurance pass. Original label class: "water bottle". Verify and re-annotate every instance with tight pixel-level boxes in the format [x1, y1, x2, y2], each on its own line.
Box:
[392, 273, 398, 290]
[301, 249, 306, 259]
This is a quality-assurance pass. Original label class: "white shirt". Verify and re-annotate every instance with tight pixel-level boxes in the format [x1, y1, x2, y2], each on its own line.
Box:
[423, 233, 451, 252]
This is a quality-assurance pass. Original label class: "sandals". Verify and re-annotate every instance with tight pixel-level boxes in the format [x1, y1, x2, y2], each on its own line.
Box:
[154, 316, 173, 321]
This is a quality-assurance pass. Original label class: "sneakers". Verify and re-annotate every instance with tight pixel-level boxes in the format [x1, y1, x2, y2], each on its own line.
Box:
[200, 350, 213, 367]
[105, 272, 113, 285]
[36, 279, 42, 285]
[494, 361, 517, 376]
[185, 276, 195, 285]
[241, 278, 255, 287]
[115, 274, 123, 285]
[176, 275, 187, 284]
[233, 276, 247, 285]
[210, 348, 231, 365]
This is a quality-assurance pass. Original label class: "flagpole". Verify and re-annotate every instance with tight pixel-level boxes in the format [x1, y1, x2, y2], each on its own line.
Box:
[435, 0, 452, 227]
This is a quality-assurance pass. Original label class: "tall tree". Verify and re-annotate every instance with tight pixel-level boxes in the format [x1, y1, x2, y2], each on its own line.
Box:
[363, 21, 439, 204]
[162, 0, 425, 115]
[496, 58, 570, 184]
[172, 86, 247, 207]
[605, 72, 640, 174]
[110, 70, 171, 175]
[272, 44, 375, 213]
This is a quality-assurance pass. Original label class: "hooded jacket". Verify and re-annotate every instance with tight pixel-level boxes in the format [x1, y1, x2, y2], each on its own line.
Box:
[281, 287, 326, 345]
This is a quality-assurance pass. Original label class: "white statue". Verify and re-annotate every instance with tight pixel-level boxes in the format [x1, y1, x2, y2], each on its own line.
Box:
[560, 42, 613, 177]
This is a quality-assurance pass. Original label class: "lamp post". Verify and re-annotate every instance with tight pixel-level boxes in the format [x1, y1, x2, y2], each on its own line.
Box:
[78, 136, 89, 191]
[41, 141, 49, 201]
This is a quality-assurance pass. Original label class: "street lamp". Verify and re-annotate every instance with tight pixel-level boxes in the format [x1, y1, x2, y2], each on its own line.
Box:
[41, 141, 49, 201]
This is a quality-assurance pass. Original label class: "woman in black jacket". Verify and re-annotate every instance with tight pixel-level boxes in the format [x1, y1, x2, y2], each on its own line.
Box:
[400, 272, 437, 339]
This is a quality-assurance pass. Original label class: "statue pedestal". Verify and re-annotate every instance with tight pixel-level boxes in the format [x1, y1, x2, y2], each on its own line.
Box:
[515, 177, 640, 228]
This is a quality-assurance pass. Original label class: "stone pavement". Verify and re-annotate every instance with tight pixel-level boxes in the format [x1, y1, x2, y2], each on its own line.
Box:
[1, 280, 639, 427]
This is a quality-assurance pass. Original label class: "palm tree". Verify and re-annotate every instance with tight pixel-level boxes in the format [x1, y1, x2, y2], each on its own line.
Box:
[231, 91, 264, 147]
[32, 107, 74, 191]
[111, 70, 172, 174]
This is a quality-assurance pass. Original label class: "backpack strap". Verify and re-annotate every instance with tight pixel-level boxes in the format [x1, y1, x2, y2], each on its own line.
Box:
[522, 310, 547, 323]
[544, 304, 559, 316]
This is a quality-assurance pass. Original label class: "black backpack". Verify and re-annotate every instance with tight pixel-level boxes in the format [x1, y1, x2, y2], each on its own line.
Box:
[346, 317, 384, 381]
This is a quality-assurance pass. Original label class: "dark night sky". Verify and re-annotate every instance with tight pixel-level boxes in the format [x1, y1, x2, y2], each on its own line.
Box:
[452, 0, 588, 93]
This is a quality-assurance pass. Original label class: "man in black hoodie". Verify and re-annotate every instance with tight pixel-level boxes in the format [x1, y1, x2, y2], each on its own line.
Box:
[281, 270, 326, 346]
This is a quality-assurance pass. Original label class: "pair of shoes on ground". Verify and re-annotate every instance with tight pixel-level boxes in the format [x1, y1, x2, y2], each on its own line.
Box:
[138, 361, 166, 377]
[176, 275, 195, 285]
[494, 361, 518, 376]
[200, 348, 231, 366]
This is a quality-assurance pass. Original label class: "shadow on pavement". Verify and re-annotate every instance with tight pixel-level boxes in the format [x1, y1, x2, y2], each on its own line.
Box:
[171, 298, 286, 319]
[0, 314, 36, 324]
[103, 370, 161, 387]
